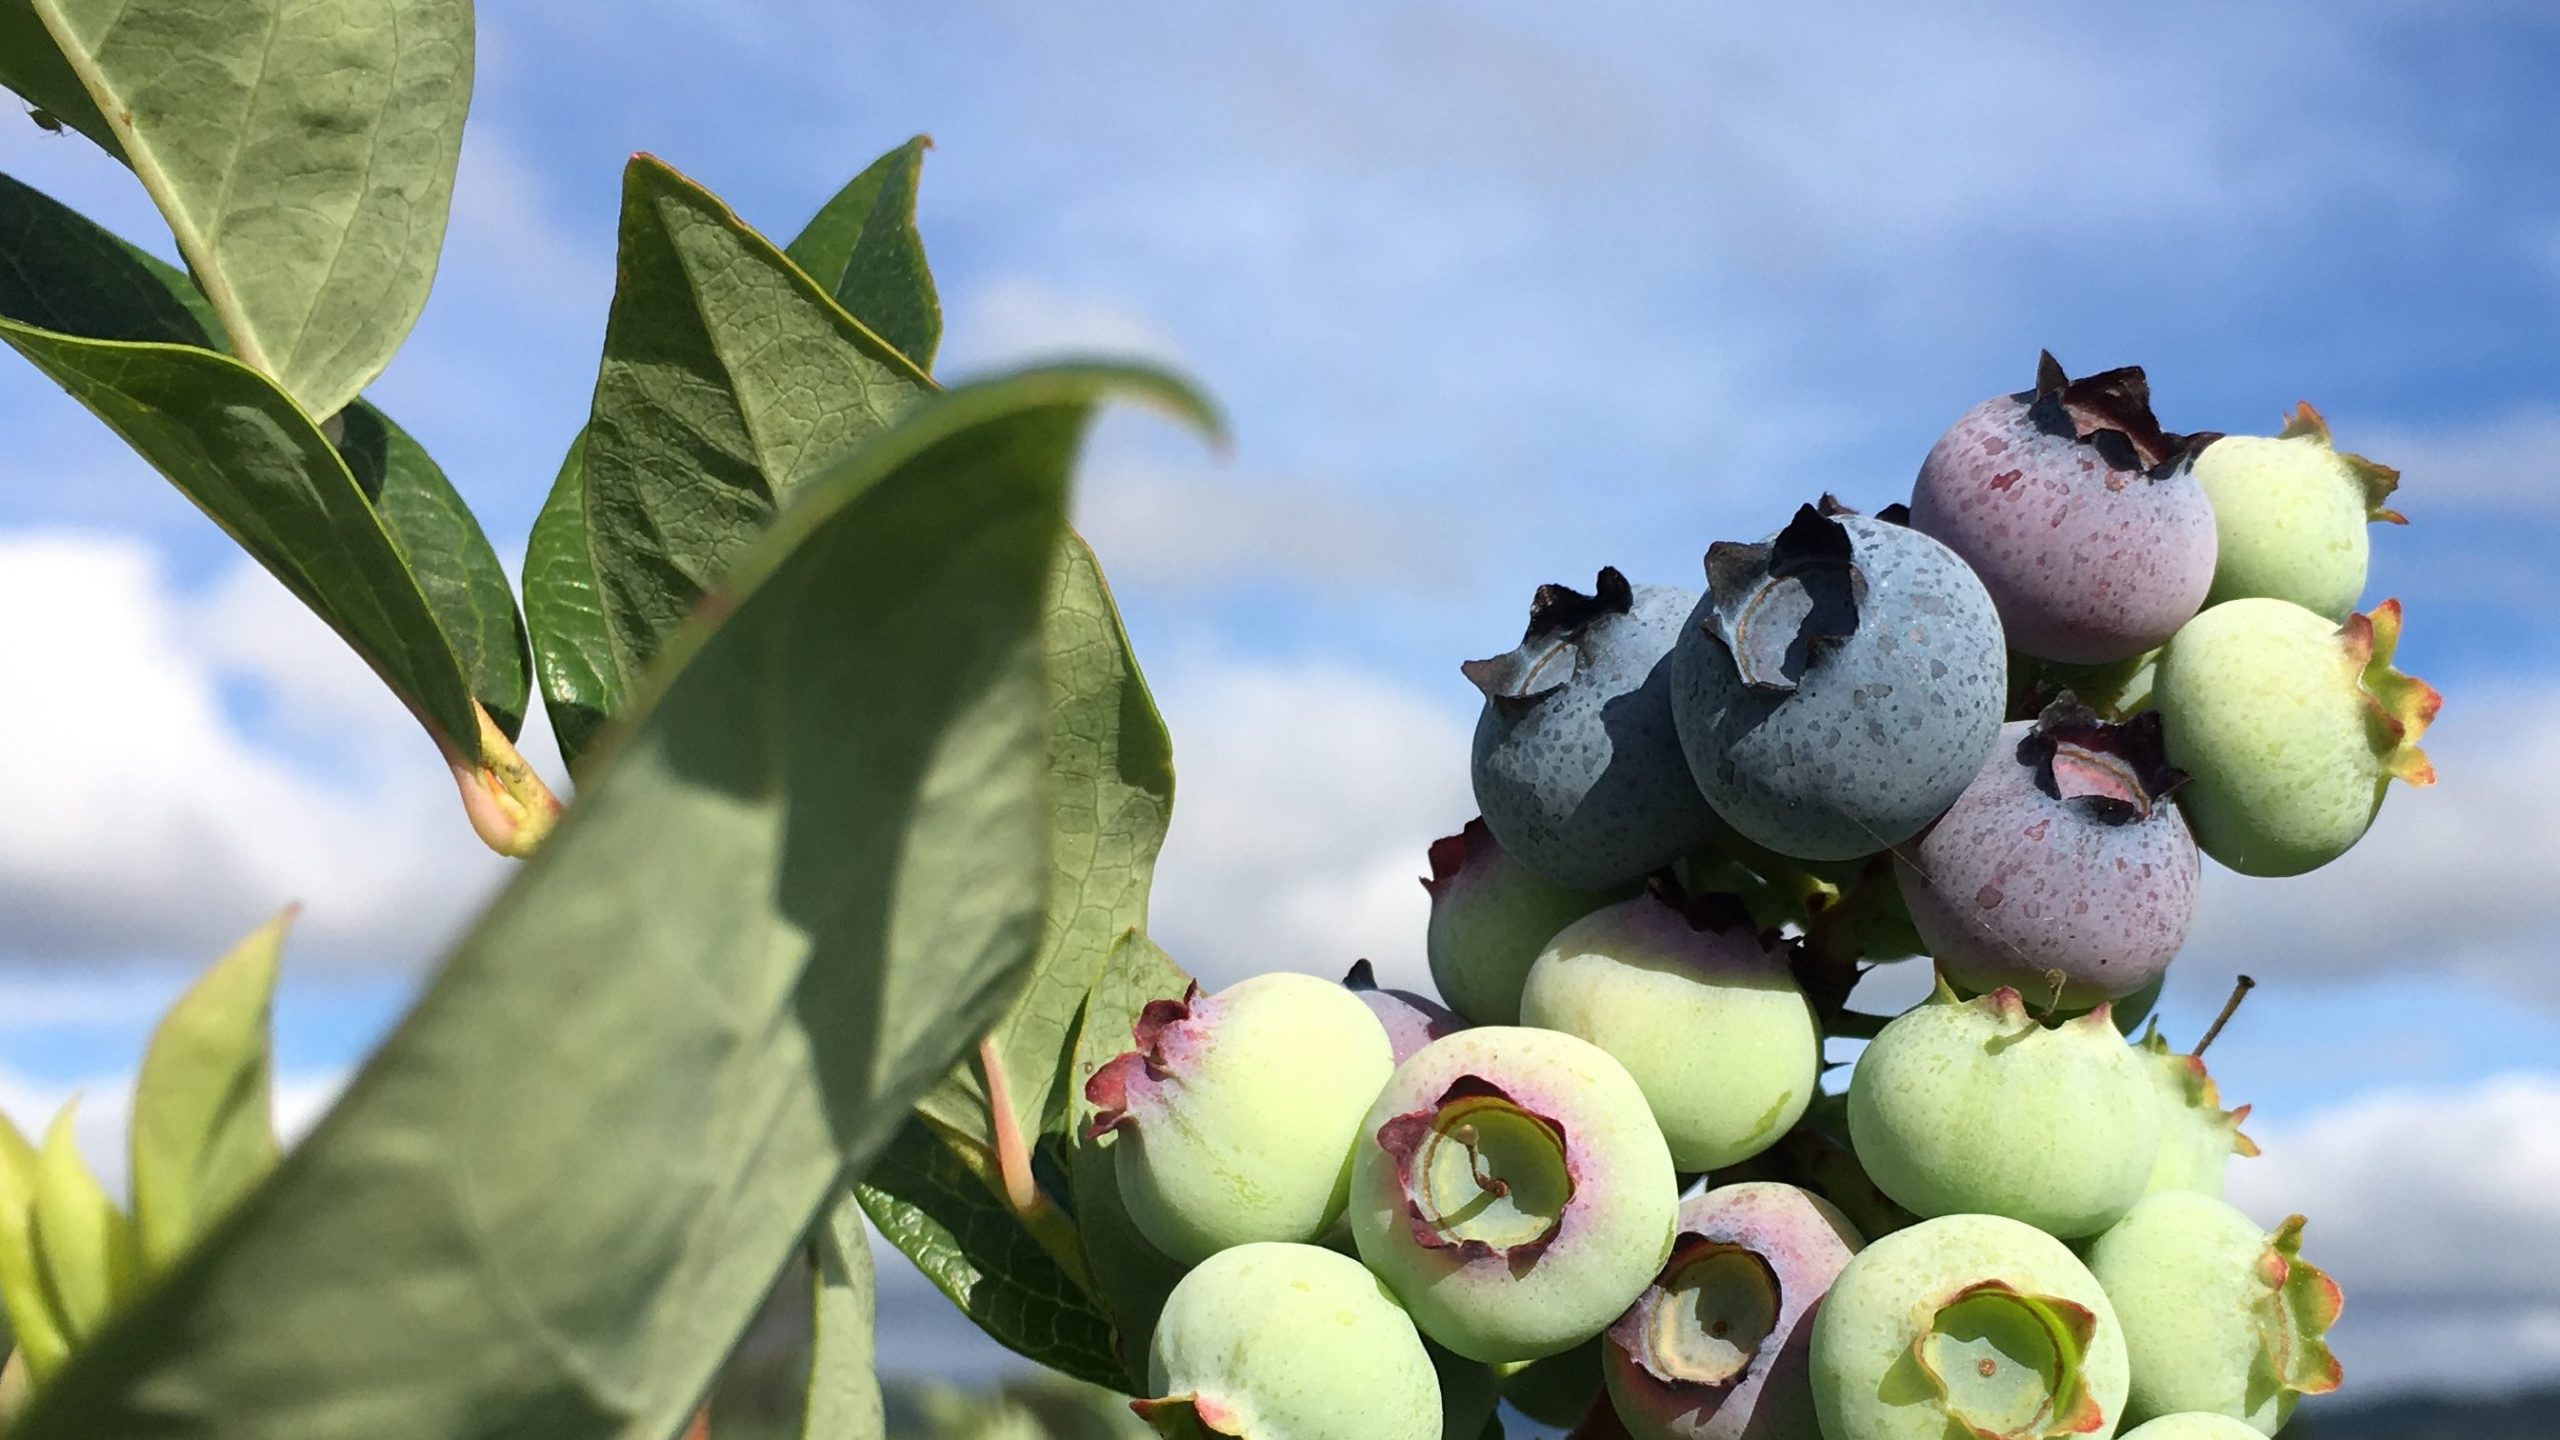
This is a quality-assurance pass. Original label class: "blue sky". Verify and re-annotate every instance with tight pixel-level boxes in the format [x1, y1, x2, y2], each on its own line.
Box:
[4, 0, 2559, 1405]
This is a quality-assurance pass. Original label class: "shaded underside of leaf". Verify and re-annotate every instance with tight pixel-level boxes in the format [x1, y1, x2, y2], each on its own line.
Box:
[7, 364, 1213, 1440]
[803, 1188, 886, 1440]
[914, 534, 1177, 1153]
[854, 1120, 1123, 1394]
[576, 154, 933, 703]
[0, 171, 530, 746]
[26, 0, 473, 417]
[0, 3, 119, 157]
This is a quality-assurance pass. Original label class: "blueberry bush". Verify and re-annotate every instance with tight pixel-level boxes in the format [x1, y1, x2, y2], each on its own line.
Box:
[0, 5, 2439, 1440]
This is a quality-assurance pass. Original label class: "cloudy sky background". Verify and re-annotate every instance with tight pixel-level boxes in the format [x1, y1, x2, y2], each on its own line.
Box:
[4, 0, 2557, 1407]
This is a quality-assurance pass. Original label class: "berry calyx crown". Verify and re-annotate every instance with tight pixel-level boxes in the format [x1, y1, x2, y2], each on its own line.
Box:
[2017, 695, 2189, 826]
[1912, 1280, 2109, 1439]
[2337, 599, 2440, 787]
[1463, 568, 1636, 712]
[1702, 503, 1866, 694]
[2279, 401, 2405, 524]
[2021, 351, 2214, 480]
[2256, 1215, 2345, 1398]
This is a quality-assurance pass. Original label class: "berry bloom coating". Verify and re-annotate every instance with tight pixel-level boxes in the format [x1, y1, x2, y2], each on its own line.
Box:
[1343, 959, 1466, 1065]
[1086, 973, 1394, 1264]
[1910, 353, 2218, 664]
[2153, 597, 2440, 876]
[1847, 984, 2160, 1239]
[1520, 892, 1819, 1171]
[1424, 819, 1630, 1026]
[1137, 1241, 1440, 1440]
[1468, 569, 1727, 889]
[1350, 1027, 1679, 1364]
[2194, 403, 2404, 622]
[2118, 1415, 2271, 1440]
[2082, 1194, 2342, 1434]
[2134, 1028, 2258, 1199]
[1810, 1213, 2131, 1440]
[1604, 1182, 1864, 1440]
[1669, 502, 2006, 863]
[1895, 701, 2200, 1008]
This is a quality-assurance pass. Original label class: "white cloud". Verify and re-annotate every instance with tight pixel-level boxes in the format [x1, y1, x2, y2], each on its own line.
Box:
[1143, 656, 1473, 995]
[0, 530, 512, 971]
[944, 279, 1185, 374]
[2180, 684, 2560, 1010]
[2231, 1073, 2560, 1394]
[2360, 408, 2560, 512]
[1072, 453, 1478, 595]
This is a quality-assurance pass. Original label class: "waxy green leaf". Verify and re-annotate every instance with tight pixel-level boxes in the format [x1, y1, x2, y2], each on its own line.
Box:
[784, 135, 942, 371]
[916, 536, 1177, 1155]
[522, 434, 620, 771]
[17, 0, 472, 418]
[0, 172, 538, 831]
[8, 363, 1215, 1440]
[0, 1109, 69, 1384]
[27, 1107, 132, 1348]
[129, 911, 289, 1275]
[855, 1120, 1123, 1393]
[803, 1189, 886, 1440]
[1065, 930, 1197, 1382]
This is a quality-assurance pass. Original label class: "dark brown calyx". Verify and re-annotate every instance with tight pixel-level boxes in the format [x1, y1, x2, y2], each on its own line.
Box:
[2023, 351, 2215, 479]
[1462, 568, 1637, 712]
[1702, 504, 1865, 694]
[2015, 694, 2187, 825]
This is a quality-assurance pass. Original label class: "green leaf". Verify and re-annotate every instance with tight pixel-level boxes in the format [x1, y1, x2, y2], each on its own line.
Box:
[1064, 931, 1197, 1383]
[803, 1188, 885, 1440]
[27, 1106, 133, 1347]
[575, 154, 934, 700]
[8, 363, 1216, 1440]
[0, 1109, 70, 1384]
[20, 0, 472, 418]
[129, 910, 289, 1276]
[916, 536, 1177, 1153]
[854, 1120, 1124, 1393]
[0, 4, 117, 157]
[522, 433, 622, 772]
[784, 136, 942, 371]
[0, 172, 537, 795]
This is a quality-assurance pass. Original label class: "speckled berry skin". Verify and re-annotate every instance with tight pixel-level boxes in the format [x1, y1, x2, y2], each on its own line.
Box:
[2119, 1415, 2276, 1440]
[2194, 403, 2404, 622]
[1086, 973, 1394, 1264]
[1350, 1027, 1679, 1364]
[2083, 1195, 2343, 1435]
[1604, 1183, 1863, 1440]
[1137, 1241, 1441, 1440]
[1520, 894, 1819, 1171]
[1847, 986, 2160, 1239]
[2153, 597, 2439, 877]
[1425, 819, 1632, 1026]
[1810, 1214, 2130, 1440]
[1909, 355, 2218, 664]
[1669, 505, 2006, 863]
[1468, 569, 1728, 889]
[1895, 706, 2200, 1008]
[1344, 959, 1466, 1064]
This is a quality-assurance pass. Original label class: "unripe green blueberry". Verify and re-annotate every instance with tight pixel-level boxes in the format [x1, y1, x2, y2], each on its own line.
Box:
[2119, 1414, 2272, 1440]
[1847, 984, 2160, 1239]
[1520, 892, 1818, 1172]
[2134, 1028, 2258, 1199]
[1426, 819, 1630, 1026]
[2193, 403, 2403, 622]
[1350, 1027, 1678, 1364]
[1604, 1182, 1862, 1440]
[2081, 1194, 2342, 1434]
[2153, 596, 2438, 876]
[1086, 973, 1394, 1264]
[1136, 1241, 1439, 1440]
[1810, 1214, 2131, 1440]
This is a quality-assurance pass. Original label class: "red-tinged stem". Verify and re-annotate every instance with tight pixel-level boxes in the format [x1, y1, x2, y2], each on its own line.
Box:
[2195, 975, 2256, 1057]
[980, 1036, 1040, 1216]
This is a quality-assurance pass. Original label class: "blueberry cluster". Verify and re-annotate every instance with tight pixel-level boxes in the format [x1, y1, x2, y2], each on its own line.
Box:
[1088, 357, 2436, 1440]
